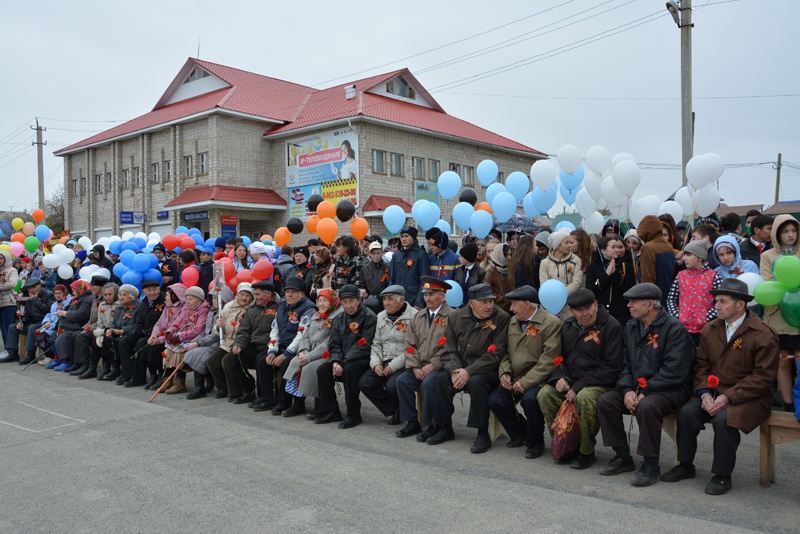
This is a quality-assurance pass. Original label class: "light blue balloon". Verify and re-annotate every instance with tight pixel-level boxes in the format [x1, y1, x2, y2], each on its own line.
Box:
[119, 249, 136, 268]
[559, 166, 585, 191]
[415, 201, 440, 231]
[191, 234, 204, 246]
[34, 225, 51, 242]
[560, 184, 578, 205]
[382, 205, 406, 234]
[113, 262, 127, 278]
[108, 240, 122, 255]
[175, 226, 189, 235]
[411, 200, 428, 223]
[555, 221, 576, 231]
[437, 171, 461, 201]
[477, 159, 498, 187]
[120, 241, 139, 253]
[452, 202, 475, 231]
[485, 183, 507, 206]
[204, 238, 216, 250]
[445, 280, 464, 308]
[469, 210, 494, 239]
[188, 228, 202, 237]
[539, 279, 568, 315]
[523, 192, 539, 218]
[143, 268, 162, 283]
[241, 236, 251, 248]
[505, 171, 530, 202]
[532, 184, 558, 214]
[121, 270, 143, 286]
[434, 219, 451, 236]
[149, 254, 159, 269]
[492, 192, 517, 223]
[133, 237, 147, 249]
[132, 253, 151, 273]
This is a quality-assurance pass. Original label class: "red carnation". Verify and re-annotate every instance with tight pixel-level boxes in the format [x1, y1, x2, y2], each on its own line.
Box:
[553, 356, 564, 366]
[358, 338, 367, 346]
[159, 330, 165, 336]
[438, 337, 447, 346]
[707, 375, 720, 388]
[298, 326, 305, 332]
[487, 344, 497, 353]
[306, 263, 312, 268]
[85, 327, 91, 332]
[637, 377, 648, 389]
[161, 351, 166, 359]
[406, 346, 416, 354]
[58, 328, 63, 334]
[321, 351, 330, 359]
[269, 339, 277, 345]
[230, 321, 237, 327]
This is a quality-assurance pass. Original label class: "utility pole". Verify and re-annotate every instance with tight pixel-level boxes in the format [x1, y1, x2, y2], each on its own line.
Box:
[775, 152, 782, 204]
[31, 118, 47, 210]
[667, 1, 693, 187]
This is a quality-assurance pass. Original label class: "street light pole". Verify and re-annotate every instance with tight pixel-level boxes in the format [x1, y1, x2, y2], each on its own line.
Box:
[667, 0, 693, 187]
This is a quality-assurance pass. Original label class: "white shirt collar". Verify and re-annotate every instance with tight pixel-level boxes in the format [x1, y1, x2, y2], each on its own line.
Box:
[725, 313, 746, 335]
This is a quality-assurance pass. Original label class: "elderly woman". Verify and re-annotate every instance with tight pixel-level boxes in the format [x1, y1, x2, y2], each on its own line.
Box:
[106, 284, 146, 386]
[182, 286, 233, 399]
[147, 283, 186, 390]
[87, 282, 120, 379]
[281, 288, 343, 419]
[160, 285, 210, 394]
[206, 282, 255, 400]
[50, 280, 94, 371]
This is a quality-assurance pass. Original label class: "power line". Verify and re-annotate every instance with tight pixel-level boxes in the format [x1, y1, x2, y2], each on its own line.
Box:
[0, 118, 34, 145]
[37, 117, 129, 123]
[0, 146, 35, 169]
[441, 91, 800, 101]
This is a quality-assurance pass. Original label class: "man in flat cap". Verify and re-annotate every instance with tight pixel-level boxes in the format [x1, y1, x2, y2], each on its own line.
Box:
[662, 279, 778, 495]
[431, 283, 511, 452]
[394, 276, 455, 439]
[58, 275, 108, 374]
[426, 228, 459, 281]
[488, 285, 561, 459]
[390, 226, 429, 309]
[538, 288, 623, 468]
[453, 243, 485, 307]
[123, 279, 167, 386]
[359, 284, 416, 425]
[2, 278, 54, 364]
[597, 283, 695, 486]
[315, 284, 377, 428]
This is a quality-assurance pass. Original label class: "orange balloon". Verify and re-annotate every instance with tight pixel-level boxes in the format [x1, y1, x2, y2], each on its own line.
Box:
[317, 218, 339, 245]
[350, 217, 369, 241]
[259, 234, 274, 242]
[32, 209, 45, 223]
[11, 232, 25, 243]
[317, 200, 336, 220]
[22, 222, 35, 236]
[307, 215, 320, 234]
[59, 236, 68, 245]
[275, 227, 291, 248]
[475, 202, 493, 214]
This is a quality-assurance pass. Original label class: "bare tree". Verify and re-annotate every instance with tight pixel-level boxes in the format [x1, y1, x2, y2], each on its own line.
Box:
[45, 186, 65, 234]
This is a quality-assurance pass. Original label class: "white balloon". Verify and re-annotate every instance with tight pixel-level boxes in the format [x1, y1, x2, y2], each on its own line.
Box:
[674, 186, 694, 216]
[612, 160, 642, 196]
[585, 145, 610, 175]
[611, 152, 635, 169]
[146, 239, 160, 247]
[585, 171, 603, 201]
[134, 232, 148, 241]
[52, 244, 66, 256]
[121, 231, 134, 241]
[42, 254, 61, 269]
[574, 188, 598, 219]
[148, 232, 161, 242]
[97, 237, 110, 249]
[78, 236, 93, 250]
[630, 197, 660, 228]
[737, 272, 765, 308]
[109, 235, 121, 242]
[59, 248, 76, 264]
[584, 211, 606, 235]
[556, 145, 582, 174]
[96, 268, 111, 280]
[686, 155, 716, 190]
[57, 264, 74, 279]
[530, 160, 557, 191]
[658, 200, 684, 223]
[641, 194, 662, 206]
[693, 184, 721, 217]
[79, 266, 94, 281]
[601, 175, 627, 207]
[706, 152, 725, 181]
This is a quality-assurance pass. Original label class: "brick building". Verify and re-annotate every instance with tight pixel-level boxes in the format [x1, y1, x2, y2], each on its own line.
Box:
[56, 58, 545, 241]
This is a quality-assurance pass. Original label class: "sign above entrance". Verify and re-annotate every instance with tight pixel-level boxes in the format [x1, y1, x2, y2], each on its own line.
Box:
[184, 211, 209, 222]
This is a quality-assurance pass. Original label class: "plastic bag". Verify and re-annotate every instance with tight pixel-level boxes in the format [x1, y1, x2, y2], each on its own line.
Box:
[551, 400, 580, 460]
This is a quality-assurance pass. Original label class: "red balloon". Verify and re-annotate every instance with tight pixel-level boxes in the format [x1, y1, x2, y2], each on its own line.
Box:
[162, 234, 179, 250]
[252, 259, 274, 281]
[235, 269, 253, 286]
[182, 267, 200, 287]
[220, 261, 235, 281]
[227, 279, 239, 294]
[180, 236, 196, 249]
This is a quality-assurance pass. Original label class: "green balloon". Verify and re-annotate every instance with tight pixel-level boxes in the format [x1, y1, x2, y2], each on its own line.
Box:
[780, 288, 800, 327]
[14, 279, 22, 292]
[754, 280, 788, 306]
[773, 254, 800, 288]
[23, 236, 40, 252]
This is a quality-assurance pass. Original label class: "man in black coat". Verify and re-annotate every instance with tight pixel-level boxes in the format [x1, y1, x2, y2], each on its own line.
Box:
[3, 278, 55, 364]
[452, 243, 485, 307]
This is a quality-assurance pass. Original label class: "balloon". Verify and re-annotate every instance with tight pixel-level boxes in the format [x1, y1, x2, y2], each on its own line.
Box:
[584, 171, 604, 202]
[754, 280, 787, 306]
[780, 289, 800, 328]
[539, 279, 568, 315]
[132, 254, 151, 273]
[469, 210, 494, 239]
[12, 218, 24, 231]
[485, 183, 507, 206]
[505, 171, 530, 202]
[114, 262, 128, 280]
[350, 217, 369, 240]
[452, 202, 475, 231]
[686, 154, 716, 190]
[235, 269, 253, 286]
[415, 201, 440, 231]
[737, 272, 765, 308]
[611, 152, 635, 169]
[252, 259, 274, 281]
[585, 145, 610, 174]
[382, 205, 406, 234]
[59, 248, 76, 264]
[42, 254, 61, 269]
[674, 187, 694, 219]
[556, 145, 582, 174]
[555, 221, 576, 232]
[444, 280, 464, 308]
[411, 200, 428, 223]
[143, 268, 162, 283]
[475, 202, 492, 214]
[161, 234, 179, 250]
[560, 167, 585, 192]
[612, 160, 641, 196]
[119, 249, 136, 268]
[532, 184, 557, 215]
[286, 217, 304, 235]
[108, 240, 123, 255]
[122, 270, 143, 286]
[57, 264, 74, 279]
[307, 215, 320, 234]
[180, 236, 196, 250]
[459, 188, 478, 206]
[530, 160, 556, 191]
[34, 225, 50, 242]
[706, 153, 725, 181]
[774, 255, 800, 288]
[275, 227, 291, 248]
[11, 233, 24, 244]
[317, 200, 336, 220]
[121, 241, 140, 253]
[181, 267, 200, 287]
[336, 199, 356, 222]
[0, 244, 8, 253]
[9, 242, 23, 257]
[574, 189, 598, 219]
[78, 236, 93, 250]
[491, 192, 517, 223]
[584, 211, 606, 235]
[58, 236, 68, 245]
[219, 261, 235, 282]
[132, 237, 147, 250]
[188, 228, 202, 237]
[658, 201, 684, 223]
[437, 171, 461, 201]
[122, 231, 135, 241]
[522, 192, 539, 218]
[434, 219, 451, 236]
[22, 222, 35, 236]
[477, 159, 498, 186]
[693, 184, 721, 217]
[79, 266, 95, 280]
[24, 236, 40, 252]
[316, 218, 339, 245]
[148, 232, 161, 242]
[630, 197, 661, 228]
[204, 238, 216, 251]
[559, 185, 577, 206]
[241, 236, 251, 248]
[191, 234, 204, 247]
[307, 193, 324, 213]
[601, 175, 627, 207]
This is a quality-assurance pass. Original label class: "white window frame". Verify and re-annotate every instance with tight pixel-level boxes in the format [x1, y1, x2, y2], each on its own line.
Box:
[133, 167, 140, 187]
[164, 160, 171, 182]
[199, 152, 209, 175]
[151, 162, 160, 183]
[390, 153, 403, 177]
[429, 160, 439, 180]
[412, 157, 424, 179]
[121, 169, 129, 189]
[184, 155, 193, 177]
[95, 174, 102, 193]
[372, 149, 386, 173]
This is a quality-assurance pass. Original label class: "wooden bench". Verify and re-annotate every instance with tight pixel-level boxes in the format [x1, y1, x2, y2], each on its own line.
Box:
[760, 411, 800, 486]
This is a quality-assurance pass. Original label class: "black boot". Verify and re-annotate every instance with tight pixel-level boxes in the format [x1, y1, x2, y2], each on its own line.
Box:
[0, 349, 20, 363]
[19, 352, 36, 366]
[79, 357, 99, 380]
[204, 373, 215, 393]
[97, 359, 111, 380]
[69, 361, 90, 376]
[64, 361, 82, 373]
[282, 396, 307, 417]
[186, 371, 207, 400]
[271, 391, 293, 415]
[102, 363, 121, 381]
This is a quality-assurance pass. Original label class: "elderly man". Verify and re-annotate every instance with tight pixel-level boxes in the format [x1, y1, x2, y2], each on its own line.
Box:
[394, 276, 454, 439]
[390, 225, 429, 309]
[315, 284, 377, 428]
[662, 279, 779, 495]
[488, 285, 562, 459]
[358, 284, 416, 424]
[57, 275, 108, 374]
[597, 283, 695, 486]
[432, 284, 511, 452]
[1, 278, 54, 365]
[538, 289, 623, 468]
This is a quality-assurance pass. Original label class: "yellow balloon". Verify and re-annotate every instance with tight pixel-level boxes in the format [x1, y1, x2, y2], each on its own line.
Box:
[0, 244, 9, 252]
[12, 218, 23, 231]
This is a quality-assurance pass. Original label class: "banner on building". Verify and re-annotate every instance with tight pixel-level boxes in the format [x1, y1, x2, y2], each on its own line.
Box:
[414, 181, 440, 204]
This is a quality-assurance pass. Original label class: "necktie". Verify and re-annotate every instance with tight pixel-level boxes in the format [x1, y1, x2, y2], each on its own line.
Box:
[429, 312, 434, 325]
[519, 321, 527, 332]
[757, 243, 764, 254]
[464, 267, 470, 285]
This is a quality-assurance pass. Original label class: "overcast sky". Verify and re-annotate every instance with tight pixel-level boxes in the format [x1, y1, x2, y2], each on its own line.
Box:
[1, 0, 798, 217]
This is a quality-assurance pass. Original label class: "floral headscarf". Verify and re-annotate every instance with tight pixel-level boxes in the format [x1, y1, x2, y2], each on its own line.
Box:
[70, 279, 90, 296]
[317, 288, 340, 317]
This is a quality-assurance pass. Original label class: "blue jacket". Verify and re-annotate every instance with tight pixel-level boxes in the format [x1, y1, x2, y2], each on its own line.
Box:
[390, 243, 429, 308]
[713, 235, 759, 280]
[427, 248, 459, 281]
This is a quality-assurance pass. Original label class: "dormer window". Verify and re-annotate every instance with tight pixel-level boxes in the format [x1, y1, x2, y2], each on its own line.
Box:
[184, 66, 210, 84]
[386, 77, 415, 100]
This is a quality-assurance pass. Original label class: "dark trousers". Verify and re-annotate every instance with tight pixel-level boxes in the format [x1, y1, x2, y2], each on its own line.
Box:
[72, 330, 98, 365]
[358, 367, 405, 417]
[0, 306, 15, 346]
[6, 323, 41, 355]
[317, 359, 370, 418]
[229, 345, 263, 397]
[207, 347, 231, 395]
[255, 352, 293, 403]
[100, 338, 118, 364]
[54, 330, 78, 362]
[117, 334, 139, 381]
[677, 398, 741, 477]
[488, 385, 544, 448]
[431, 371, 499, 430]
[396, 369, 441, 426]
[221, 351, 243, 398]
[597, 390, 675, 459]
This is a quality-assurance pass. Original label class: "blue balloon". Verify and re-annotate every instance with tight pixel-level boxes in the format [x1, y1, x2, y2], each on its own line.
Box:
[143, 268, 162, 283]
[175, 226, 189, 235]
[113, 262, 127, 278]
[560, 184, 578, 205]
[108, 240, 123, 255]
[132, 237, 147, 249]
[191, 234, 204, 246]
[120, 241, 140, 253]
[485, 183, 507, 206]
[532, 184, 558, 214]
[492, 192, 517, 223]
[173, 247, 182, 253]
[121, 270, 143, 286]
[149, 254, 159, 269]
[523, 192, 539, 218]
[469, 210, 494, 239]
[445, 280, 464, 308]
[34, 225, 51, 242]
[119, 249, 136, 268]
[452, 202, 475, 231]
[505, 171, 530, 202]
[188, 228, 202, 237]
[437, 171, 461, 201]
[241, 236, 251, 248]
[411, 200, 428, 225]
[204, 238, 216, 250]
[559, 167, 585, 191]
[555, 221, 576, 232]
[415, 201, 440, 231]
[382, 205, 407, 234]
[132, 253, 151, 273]
[434, 219, 451, 236]
[539, 279, 568, 315]
[477, 159, 498, 187]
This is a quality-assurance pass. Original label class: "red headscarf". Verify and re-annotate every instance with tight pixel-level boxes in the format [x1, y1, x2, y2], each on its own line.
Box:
[70, 279, 90, 296]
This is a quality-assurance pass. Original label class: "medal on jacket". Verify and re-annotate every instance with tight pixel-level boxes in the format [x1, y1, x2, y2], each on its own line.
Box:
[584, 330, 601, 345]
[395, 321, 407, 333]
[646, 333, 659, 349]
[525, 324, 540, 338]
[481, 319, 496, 330]
[433, 317, 446, 328]
[349, 321, 359, 334]
[288, 311, 298, 323]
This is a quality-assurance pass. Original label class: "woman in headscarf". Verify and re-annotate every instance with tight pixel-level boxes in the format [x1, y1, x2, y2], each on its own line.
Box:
[484, 243, 511, 313]
[182, 286, 233, 399]
[206, 282, 255, 400]
[50, 280, 94, 370]
[586, 235, 635, 325]
[309, 246, 333, 300]
[147, 283, 187, 391]
[161, 285, 210, 395]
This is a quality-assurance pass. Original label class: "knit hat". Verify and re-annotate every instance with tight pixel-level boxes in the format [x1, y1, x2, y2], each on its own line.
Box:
[623, 229, 642, 245]
[53, 284, 67, 294]
[185, 286, 206, 301]
[249, 242, 266, 255]
[400, 226, 418, 239]
[547, 229, 570, 251]
[119, 284, 140, 299]
[534, 231, 550, 248]
[683, 240, 708, 261]
[294, 247, 310, 261]
[214, 237, 226, 249]
[459, 243, 478, 263]
[236, 282, 254, 297]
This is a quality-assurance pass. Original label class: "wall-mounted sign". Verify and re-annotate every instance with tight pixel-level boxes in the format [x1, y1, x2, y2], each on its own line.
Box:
[184, 210, 209, 222]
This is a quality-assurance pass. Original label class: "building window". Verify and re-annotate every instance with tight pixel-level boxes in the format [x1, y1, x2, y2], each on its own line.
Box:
[463, 165, 475, 186]
[184, 155, 193, 177]
[121, 169, 129, 189]
[80, 177, 87, 196]
[372, 149, 386, 173]
[71, 179, 78, 196]
[105, 173, 112, 191]
[386, 77, 415, 99]
[184, 66, 209, 83]
[498, 172, 505, 184]
[133, 167, 140, 187]
[449, 163, 460, 175]
[164, 160, 171, 182]
[429, 160, 440, 180]
[151, 162, 160, 183]
[390, 153, 403, 176]
[412, 157, 424, 179]
[95, 174, 102, 193]
[199, 152, 209, 175]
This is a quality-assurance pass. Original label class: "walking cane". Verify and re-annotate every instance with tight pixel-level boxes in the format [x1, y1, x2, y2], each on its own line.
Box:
[22, 346, 52, 370]
[149, 363, 185, 403]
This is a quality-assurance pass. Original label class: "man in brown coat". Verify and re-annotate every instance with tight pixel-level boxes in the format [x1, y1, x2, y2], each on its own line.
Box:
[662, 279, 779, 495]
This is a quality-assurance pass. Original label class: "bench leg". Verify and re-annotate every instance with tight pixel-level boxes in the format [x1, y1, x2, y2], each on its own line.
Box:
[760, 424, 773, 487]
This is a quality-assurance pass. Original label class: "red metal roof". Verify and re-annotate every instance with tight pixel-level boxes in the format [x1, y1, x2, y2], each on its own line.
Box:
[362, 195, 413, 212]
[164, 185, 286, 208]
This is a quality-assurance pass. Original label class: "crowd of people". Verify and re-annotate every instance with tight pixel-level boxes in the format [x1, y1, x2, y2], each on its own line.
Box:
[1, 207, 798, 496]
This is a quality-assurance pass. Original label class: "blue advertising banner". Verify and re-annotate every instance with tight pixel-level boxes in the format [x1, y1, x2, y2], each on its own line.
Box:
[119, 211, 133, 224]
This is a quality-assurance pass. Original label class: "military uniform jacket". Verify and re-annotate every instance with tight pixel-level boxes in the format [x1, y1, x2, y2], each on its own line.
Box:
[370, 303, 417, 371]
[234, 298, 280, 352]
[501, 307, 562, 391]
[329, 304, 377, 365]
[405, 302, 453, 370]
[441, 305, 510, 376]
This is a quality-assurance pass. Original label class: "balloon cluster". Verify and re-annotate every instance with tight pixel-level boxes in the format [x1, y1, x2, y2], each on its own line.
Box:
[275, 196, 367, 247]
[754, 256, 800, 326]
[5, 209, 50, 257]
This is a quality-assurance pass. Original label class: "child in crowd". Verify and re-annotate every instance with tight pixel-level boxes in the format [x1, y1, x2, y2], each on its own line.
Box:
[713, 235, 759, 280]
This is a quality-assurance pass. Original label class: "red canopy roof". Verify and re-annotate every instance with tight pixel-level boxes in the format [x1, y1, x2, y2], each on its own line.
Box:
[164, 185, 286, 208]
[362, 195, 414, 213]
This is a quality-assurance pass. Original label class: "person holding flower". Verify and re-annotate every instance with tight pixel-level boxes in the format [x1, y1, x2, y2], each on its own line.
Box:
[662, 278, 778, 495]
[596, 283, 695, 486]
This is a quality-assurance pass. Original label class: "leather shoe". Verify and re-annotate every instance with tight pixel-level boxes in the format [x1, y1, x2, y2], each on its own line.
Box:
[427, 426, 455, 445]
[115, 376, 127, 385]
[704, 475, 732, 495]
[214, 391, 228, 399]
[416, 425, 437, 443]
[281, 402, 306, 418]
[19, 355, 36, 366]
[124, 379, 145, 388]
[631, 464, 661, 486]
[388, 410, 401, 425]
[396, 421, 422, 438]
[0, 351, 19, 363]
[247, 397, 263, 408]
[252, 400, 276, 412]
[525, 444, 545, 459]
[556, 449, 579, 464]
[338, 416, 363, 429]
[506, 435, 526, 448]
[314, 412, 343, 425]
[69, 362, 89, 376]
[470, 433, 491, 454]
[599, 456, 636, 476]
[232, 392, 255, 405]
[570, 452, 597, 470]
[271, 403, 289, 416]
[662, 463, 696, 483]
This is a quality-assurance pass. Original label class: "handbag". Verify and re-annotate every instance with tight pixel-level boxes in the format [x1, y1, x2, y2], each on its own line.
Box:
[551, 400, 580, 460]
